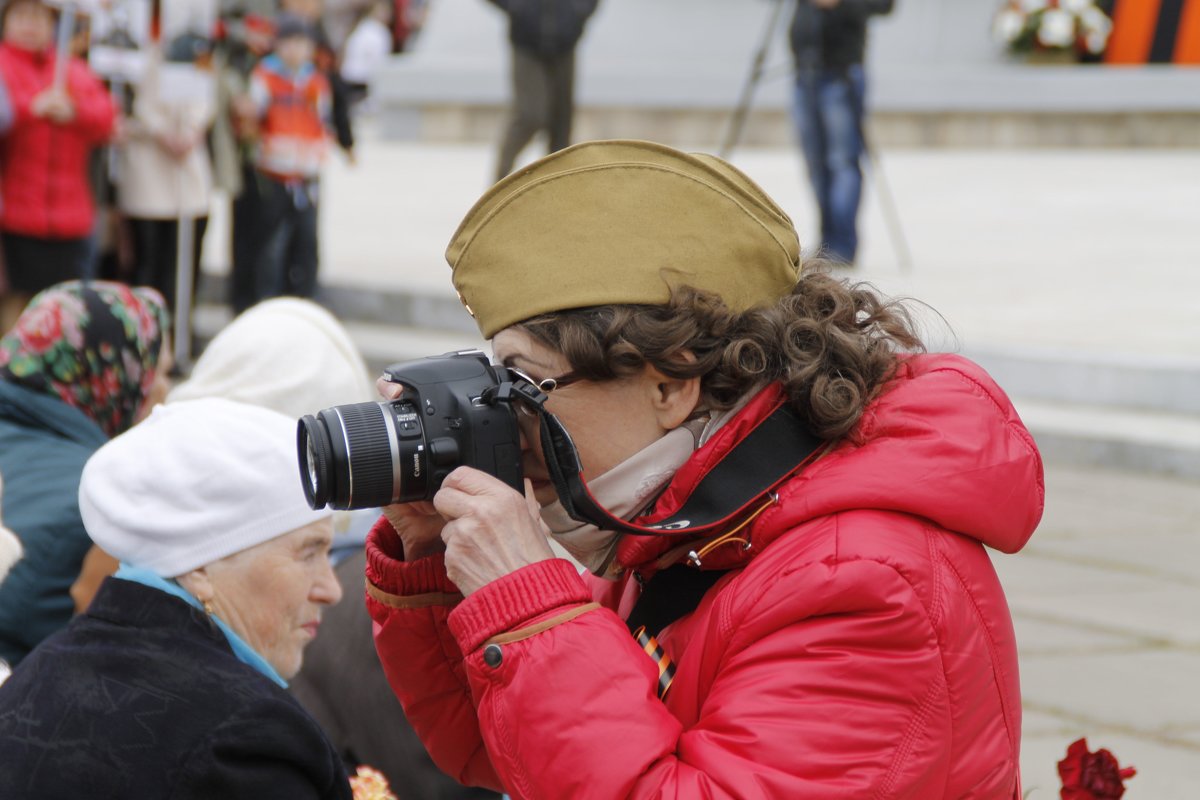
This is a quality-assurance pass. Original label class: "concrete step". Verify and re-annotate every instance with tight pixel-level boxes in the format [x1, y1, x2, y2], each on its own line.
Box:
[1014, 398, 1200, 481]
[967, 345, 1200, 417]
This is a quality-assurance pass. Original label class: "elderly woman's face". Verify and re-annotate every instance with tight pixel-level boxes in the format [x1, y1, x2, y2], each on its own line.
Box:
[492, 328, 699, 507]
[203, 519, 341, 679]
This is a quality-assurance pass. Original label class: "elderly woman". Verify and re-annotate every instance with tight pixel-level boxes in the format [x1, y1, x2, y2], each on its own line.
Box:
[365, 141, 1044, 798]
[0, 398, 349, 799]
[0, 280, 169, 667]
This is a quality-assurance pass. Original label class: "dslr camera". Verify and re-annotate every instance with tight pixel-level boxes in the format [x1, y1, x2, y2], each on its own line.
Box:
[298, 351, 539, 510]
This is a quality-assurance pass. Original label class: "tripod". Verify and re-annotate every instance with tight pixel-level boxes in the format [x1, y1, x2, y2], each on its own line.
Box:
[719, 0, 913, 273]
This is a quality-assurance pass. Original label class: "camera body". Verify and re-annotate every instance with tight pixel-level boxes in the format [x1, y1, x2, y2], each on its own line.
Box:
[298, 351, 524, 510]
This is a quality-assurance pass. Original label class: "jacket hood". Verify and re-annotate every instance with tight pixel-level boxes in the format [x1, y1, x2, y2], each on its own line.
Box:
[617, 353, 1044, 573]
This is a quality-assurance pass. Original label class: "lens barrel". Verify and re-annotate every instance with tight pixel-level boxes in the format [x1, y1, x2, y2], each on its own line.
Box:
[298, 400, 424, 510]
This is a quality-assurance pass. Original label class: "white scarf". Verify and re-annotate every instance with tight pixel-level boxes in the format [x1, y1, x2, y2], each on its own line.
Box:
[540, 393, 757, 577]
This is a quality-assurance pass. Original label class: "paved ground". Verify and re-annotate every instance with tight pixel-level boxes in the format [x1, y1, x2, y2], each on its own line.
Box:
[996, 465, 1200, 798]
[203, 134, 1200, 796]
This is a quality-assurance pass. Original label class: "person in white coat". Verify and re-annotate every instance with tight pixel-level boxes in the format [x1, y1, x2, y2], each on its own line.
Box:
[118, 44, 215, 321]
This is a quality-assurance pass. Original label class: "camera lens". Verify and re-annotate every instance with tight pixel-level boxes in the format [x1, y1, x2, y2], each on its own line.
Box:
[297, 400, 427, 510]
[298, 414, 336, 508]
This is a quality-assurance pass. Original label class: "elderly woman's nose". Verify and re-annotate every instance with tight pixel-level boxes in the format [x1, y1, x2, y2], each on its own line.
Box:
[314, 561, 343, 605]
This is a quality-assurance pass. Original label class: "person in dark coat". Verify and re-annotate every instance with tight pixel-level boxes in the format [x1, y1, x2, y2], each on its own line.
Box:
[0, 398, 352, 800]
[486, 0, 598, 181]
[0, 280, 169, 667]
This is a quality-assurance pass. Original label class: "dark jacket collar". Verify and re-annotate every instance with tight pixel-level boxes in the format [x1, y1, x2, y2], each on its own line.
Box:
[86, 576, 231, 651]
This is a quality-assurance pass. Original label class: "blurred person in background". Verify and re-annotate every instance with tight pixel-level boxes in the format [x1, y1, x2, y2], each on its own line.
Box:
[789, 0, 893, 266]
[486, 0, 598, 182]
[0, 0, 115, 331]
[0, 281, 169, 668]
[214, 0, 276, 313]
[0, 398, 351, 799]
[340, 0, 391, 109]
[280, 0, 356, 163]
[117, 38, 215, 331]
[241, 14, 332, 307]
[389, 0, 428, 53]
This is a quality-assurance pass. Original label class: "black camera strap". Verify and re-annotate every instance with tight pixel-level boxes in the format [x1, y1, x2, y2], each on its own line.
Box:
[509, 379, 824, 539]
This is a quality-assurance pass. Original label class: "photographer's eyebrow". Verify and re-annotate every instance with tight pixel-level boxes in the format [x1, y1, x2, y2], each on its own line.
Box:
[499, 355, 556, 375]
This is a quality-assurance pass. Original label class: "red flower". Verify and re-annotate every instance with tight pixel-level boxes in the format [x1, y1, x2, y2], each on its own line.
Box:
[16, 302, 64, 354]
[1058, 738, 1137, 800]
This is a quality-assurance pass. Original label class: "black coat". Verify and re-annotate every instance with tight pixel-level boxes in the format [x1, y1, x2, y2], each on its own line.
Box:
[488, 0, 599, 58]
[789, 0, 894, 72]
[0, 577, 351, 800]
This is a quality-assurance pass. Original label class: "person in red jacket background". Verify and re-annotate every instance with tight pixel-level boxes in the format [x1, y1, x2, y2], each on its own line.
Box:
[364, 141, 1044, 798]
[0, 0, 114, 333]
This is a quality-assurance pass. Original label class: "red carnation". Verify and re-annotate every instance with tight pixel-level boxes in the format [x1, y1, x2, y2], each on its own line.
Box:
[1058, 738, 1137, 800]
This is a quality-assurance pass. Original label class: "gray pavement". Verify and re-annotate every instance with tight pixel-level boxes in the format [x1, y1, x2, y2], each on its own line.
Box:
[201, 134, 1200, 796]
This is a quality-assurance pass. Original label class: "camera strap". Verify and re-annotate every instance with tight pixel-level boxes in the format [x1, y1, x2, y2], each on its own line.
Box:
[524, 386, 825, 539]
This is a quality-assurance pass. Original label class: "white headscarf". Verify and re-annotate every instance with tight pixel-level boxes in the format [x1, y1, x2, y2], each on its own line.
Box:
[79, 399, 333, 578]
[168, 298, 375, 419]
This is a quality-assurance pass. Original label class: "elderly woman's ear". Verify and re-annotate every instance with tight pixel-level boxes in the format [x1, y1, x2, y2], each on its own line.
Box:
[174, 569, 214, 606]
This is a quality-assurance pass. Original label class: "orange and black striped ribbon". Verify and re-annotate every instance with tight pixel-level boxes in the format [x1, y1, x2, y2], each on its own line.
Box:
[633, 626, 675, 700]
[1107, 0, 1200, 64]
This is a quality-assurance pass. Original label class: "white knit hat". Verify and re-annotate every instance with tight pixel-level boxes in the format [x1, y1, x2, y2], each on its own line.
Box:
[79, 398, 332, 578]
[0, 474, 22, 584]
[167, 298, 375, 420]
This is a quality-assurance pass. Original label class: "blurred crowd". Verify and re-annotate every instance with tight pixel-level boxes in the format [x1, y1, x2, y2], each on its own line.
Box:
[0, 2, 499, 797]
[0, 0, 429, 353]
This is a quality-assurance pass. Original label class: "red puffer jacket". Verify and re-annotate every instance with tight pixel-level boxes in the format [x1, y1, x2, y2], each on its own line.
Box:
[366, 353, 1044, 799]
[0, 43, 114, 239]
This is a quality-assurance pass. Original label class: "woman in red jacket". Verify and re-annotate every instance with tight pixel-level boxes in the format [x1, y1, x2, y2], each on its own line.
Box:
[365, 141, 1043, 798]
[0, 0, 114, 331]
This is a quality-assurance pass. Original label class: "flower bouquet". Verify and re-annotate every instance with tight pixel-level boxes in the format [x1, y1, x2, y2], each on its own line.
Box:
[993, 0, 1114, 62]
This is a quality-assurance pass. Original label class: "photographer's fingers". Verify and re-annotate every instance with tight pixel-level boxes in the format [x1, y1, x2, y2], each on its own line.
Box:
[435, 469, 555, 594]
[432, 467, 518, 519]
[376, 375, 403, 401]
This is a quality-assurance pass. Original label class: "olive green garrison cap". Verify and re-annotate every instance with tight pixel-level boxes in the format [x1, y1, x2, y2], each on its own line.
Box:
[445, 140, 802, 338]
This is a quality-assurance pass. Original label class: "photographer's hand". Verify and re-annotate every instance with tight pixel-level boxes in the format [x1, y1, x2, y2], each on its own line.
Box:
[382, 501, 447, 561]
[433, 468, 555, 596]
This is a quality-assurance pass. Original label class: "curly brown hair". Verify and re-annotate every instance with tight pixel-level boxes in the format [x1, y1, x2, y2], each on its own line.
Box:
[516, 264, 925, 441]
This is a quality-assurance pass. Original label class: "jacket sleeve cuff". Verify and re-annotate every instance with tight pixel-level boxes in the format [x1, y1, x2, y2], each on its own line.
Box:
[448, 558, 593, 653]
[364, 514, 459, 596]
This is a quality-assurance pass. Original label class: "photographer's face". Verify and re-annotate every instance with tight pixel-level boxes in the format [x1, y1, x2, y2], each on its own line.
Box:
[492, 328, 700, 507]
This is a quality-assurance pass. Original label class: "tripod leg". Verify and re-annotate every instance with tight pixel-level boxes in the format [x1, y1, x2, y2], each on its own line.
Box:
[860, 121, 915, 273]
[720, 0, 790, 160]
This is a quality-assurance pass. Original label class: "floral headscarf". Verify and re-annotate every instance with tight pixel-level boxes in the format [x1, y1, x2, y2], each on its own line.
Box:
[0, 281, 169, 437]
